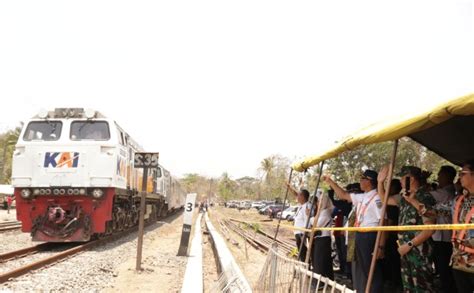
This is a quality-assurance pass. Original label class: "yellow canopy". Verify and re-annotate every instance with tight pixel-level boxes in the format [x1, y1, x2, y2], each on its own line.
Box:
[292, 93, 474, 172]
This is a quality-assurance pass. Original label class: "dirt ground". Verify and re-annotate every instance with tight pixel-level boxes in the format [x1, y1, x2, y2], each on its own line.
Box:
[208, 207, 291, 288]
[212, 206, 296, 244]
[104, 212, 190, 293]
[0, 208, 17, 222]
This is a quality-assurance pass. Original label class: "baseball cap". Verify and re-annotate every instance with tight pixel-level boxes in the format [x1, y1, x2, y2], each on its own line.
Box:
[361, 169, 378, 181]
[397, 166, 422, 177]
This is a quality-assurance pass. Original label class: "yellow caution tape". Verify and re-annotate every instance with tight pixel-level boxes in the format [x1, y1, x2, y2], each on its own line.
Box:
[249, 221, 474, 233]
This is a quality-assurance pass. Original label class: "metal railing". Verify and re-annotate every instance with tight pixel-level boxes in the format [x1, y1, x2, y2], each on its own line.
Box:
[255, 243, 355, 293]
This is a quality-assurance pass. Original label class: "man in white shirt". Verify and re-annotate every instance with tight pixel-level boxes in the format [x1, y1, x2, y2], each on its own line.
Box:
[323, 169, 383, 293]
[292, 189, 312, 261]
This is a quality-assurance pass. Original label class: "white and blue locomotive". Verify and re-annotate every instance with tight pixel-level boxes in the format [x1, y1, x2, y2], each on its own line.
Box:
[12, 108, 185, 242]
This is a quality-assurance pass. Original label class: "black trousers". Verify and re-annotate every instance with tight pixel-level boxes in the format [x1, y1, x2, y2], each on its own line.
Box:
[382, 234, 402, 292]
[295, 233, 307, 262]
[335, 235, 347, 274]
[354, 232, 383, 293]
[433, 241, 456, 293]
[311, 236, 334, 280]
[453, 269, 474, 293]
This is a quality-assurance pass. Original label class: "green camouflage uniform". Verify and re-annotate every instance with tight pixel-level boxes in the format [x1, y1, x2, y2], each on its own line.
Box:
[398, 188, 436, 293]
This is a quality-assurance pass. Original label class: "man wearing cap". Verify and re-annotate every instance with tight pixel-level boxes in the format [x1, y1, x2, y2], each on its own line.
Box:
[378, 166, 437, 293]
[323, 169, 383, 293]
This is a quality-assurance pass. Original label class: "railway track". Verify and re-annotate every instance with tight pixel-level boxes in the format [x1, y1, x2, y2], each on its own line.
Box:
[0, 210, 182, 284]
[0, 221, 22, 232]
[219, 218, 296, 256]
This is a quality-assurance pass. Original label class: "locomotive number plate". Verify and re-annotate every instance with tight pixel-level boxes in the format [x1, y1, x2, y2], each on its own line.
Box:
[134, 152, 159, 168]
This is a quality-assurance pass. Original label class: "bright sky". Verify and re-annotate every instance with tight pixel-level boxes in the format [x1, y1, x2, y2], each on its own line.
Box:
[0, 0, 473, 179]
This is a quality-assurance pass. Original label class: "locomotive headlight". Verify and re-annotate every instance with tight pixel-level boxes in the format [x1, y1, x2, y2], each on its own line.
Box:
[73, 189, 80, 195]
[92, 188, 104, 199]
[21, 189, 32, 199]
[33, 189, 40, 196]
[59, 189, 66, 195]
[53, 189, 60, 195]
[79, 188, 86, 195]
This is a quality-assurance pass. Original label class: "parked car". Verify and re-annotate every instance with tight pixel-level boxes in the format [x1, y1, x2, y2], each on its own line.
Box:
[280, 206, 298, 220]
[267, 204, 289, 219]
[258, 205, 272, 215]
[226, 201, 238, 208]
[251, 201, 266, 210]
[238, 201, 252, 210]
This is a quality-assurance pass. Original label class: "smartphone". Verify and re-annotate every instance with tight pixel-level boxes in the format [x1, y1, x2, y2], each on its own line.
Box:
[405, 176, 411, 195]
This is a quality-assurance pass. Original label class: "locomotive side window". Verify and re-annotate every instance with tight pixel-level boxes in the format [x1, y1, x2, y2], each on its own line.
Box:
[118, 131, 125, 145]
[70, 121, 110, 140]
[23, 121, 62, 141]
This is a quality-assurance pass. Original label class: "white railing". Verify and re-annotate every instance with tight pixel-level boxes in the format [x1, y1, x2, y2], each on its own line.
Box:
[255, 243, 355, 293]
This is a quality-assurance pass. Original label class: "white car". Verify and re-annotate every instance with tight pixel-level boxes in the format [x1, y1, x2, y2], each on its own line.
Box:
[239, 201, 252, 210]
[251, 201, 266, 210]
[281, 206, 298, 220]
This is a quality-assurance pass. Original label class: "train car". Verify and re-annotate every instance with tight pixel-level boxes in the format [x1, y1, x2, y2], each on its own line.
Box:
[11, 108, 185, 242]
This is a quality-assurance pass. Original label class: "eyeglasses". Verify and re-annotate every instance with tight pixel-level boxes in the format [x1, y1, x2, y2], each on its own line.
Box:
[459, 170, 474, 177]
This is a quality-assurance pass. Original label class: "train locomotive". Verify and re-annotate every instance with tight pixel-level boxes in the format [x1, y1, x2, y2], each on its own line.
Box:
[11, 108, 185, 242]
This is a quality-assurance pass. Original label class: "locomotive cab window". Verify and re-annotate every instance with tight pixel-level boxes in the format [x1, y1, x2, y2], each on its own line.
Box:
[23, 121, 62, 141]
[70, 121, 110, 140]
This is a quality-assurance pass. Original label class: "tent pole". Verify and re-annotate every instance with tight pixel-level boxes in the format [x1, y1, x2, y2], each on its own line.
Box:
[274, 168, 294, 240]
[297, 161, 325, 261]
[304, 189, 326, 265]
[366, 139, 398, 293]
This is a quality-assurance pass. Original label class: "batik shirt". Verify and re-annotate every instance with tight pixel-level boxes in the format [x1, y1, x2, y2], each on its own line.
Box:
[451, 194, 474, 273]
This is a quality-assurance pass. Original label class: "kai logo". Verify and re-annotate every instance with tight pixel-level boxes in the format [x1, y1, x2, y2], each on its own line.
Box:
[44, 152, 80, 168]
[116, 157, 127, 177]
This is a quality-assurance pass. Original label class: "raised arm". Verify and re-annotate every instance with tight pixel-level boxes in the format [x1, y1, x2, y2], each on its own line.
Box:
[322, 175, 352, 202]
[377, 165, 389, 202]
[285, 182, 298, 197]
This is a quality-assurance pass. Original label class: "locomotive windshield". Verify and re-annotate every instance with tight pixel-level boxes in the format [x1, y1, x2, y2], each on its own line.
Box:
[70, 121, 110, 140]
[23, 121, 62, 141]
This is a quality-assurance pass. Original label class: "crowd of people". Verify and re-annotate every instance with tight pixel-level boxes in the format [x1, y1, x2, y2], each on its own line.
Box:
[290, 160, 474, 293]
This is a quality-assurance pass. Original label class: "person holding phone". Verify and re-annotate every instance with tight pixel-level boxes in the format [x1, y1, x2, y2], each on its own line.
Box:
[378, 166, 437, 292]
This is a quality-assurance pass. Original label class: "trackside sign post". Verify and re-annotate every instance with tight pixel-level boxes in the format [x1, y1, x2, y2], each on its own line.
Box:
[177, 193, 197, 256]
[134, 152, 159, 271]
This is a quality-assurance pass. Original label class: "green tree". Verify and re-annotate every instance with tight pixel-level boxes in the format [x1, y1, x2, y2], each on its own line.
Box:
[180, 173, 216, 202]
[218, 172, 237, 201]
[324, 137, 453, 186]
[258, 154, 292, 201]
[0, 126, 21, 184]
[235, 176, 258, 199]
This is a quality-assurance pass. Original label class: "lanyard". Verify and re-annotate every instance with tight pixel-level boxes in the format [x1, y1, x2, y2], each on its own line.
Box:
[354, 192, 378, 227]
